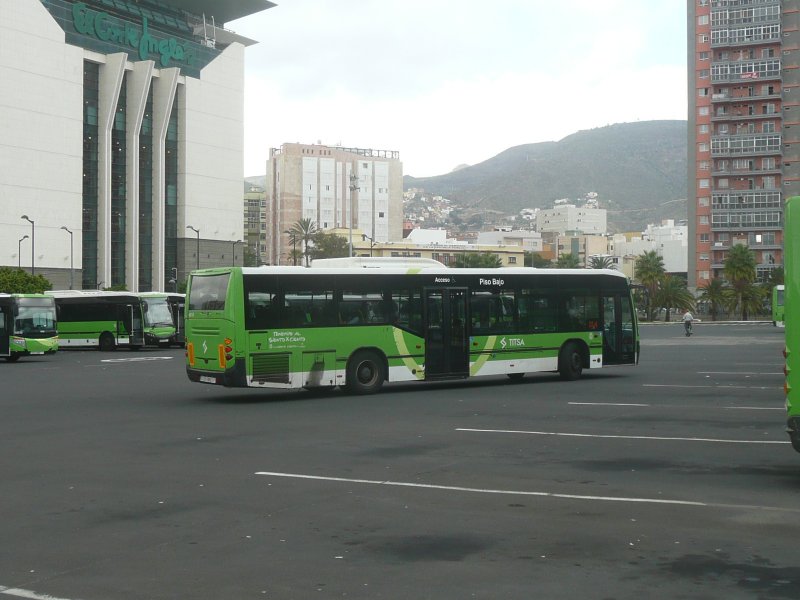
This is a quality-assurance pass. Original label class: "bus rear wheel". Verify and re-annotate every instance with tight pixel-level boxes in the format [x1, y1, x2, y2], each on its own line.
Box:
[346, 350, 385, 395]
[558, 342, 583, 381]
[99, 332, 116, 352]
[5, 354, 21, 362]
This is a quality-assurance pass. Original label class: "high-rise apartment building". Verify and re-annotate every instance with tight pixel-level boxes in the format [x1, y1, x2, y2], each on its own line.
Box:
[688, 0, 796, 288]
[266, 144, 404, 265]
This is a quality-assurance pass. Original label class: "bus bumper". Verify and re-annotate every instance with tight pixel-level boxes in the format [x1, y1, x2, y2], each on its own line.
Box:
[787, 417, 800, 453]
[186, 358, 247, 387]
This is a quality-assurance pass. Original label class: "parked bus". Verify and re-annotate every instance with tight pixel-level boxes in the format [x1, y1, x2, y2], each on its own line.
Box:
[166, 293, 186, 346]
[0, 294, 58, 362]
[785, 196, 800, 452]
[184, 265, 639, 394]
[47, 290, 144, 351]
[138, 292, 177, 347]
[772, 284, 785, 327]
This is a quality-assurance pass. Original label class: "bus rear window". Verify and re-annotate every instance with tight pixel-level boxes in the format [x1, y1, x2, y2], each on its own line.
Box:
[189, 274, 230, 311]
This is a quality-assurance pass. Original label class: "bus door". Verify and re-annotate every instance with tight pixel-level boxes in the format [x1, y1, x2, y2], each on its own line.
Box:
[118, 303, 144, 346]
[424, 288, 468, 379]
[0, 299, 10, 357]
[602, 294, 636, 365]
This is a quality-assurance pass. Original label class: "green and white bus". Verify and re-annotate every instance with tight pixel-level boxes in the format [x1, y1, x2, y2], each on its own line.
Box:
[139, 292, 178, 347]
[184, 265, 639, 394]
[772, 284, 785, 327]
[0, 294, 58, 362]
[785, 196, 800, 452]
[47, 290, 145, 351]
[166, 293, 186, 346]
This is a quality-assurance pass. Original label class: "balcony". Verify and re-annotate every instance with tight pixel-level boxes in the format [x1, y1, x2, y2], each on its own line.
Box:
[711, 166, 780, 176]
[711, 91, 781, 103]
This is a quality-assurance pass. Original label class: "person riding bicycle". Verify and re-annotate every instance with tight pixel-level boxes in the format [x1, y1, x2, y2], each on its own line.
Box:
[682, 310, 694, 335]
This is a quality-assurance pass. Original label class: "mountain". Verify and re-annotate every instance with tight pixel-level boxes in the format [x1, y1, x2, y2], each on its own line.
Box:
[404, 120, 688, 232]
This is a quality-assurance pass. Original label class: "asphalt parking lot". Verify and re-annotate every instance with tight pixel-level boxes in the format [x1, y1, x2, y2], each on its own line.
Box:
[0, 322, 796, 600]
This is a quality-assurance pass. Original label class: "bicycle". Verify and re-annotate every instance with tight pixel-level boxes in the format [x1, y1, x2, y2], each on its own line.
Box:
[684, 320, 693, 337]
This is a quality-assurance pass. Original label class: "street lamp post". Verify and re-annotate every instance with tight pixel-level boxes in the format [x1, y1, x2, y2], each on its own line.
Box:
[170, 267, 178, 293]
[349, 170, 358, 257]
[18, 235, 28, 270]
[186, 225, 200, 271]
[61, 226, 74, 289]
[231, 240, 242, 266]
[21, 215, 34, 276]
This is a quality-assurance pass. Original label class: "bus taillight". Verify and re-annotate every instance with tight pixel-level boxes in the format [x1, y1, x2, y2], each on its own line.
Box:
[218, 344, 227, 368]
[224, 338, 233, 362]
[187, 341, 195, 367]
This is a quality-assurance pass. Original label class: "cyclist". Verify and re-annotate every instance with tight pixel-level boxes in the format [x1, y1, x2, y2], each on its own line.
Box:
[682, 309, 694, 336]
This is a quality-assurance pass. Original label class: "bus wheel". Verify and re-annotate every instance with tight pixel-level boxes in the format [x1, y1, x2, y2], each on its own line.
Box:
[346, 351, 385, 395]
[558, 342, 583, 381]
[5, 354, 21, 362]
[99, 332, 116, 352]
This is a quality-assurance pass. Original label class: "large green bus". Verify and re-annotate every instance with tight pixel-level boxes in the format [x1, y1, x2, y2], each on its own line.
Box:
[0, 294, 58, 362]
[139, 292, 178, 347]
[785, 196, 800, 452]
[184, 265, 639, 394]
[772, 284, 784, 327]
[47, 290, 145, 351]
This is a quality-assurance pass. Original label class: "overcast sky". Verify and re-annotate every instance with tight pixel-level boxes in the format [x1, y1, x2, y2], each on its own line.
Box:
[230, 1, 688, 178]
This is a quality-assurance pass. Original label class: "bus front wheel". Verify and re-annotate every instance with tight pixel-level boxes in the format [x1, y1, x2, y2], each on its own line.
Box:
[5, 353, 21, 362]
[346, 351, 385, 395]
[558, 342, 583, 381]
[99, 332, 116, 352]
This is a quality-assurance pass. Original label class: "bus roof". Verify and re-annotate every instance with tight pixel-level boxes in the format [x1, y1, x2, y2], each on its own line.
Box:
[206, 266, 630, 279]
[46, 290, 141, 299]
[310, 257, 446, 268]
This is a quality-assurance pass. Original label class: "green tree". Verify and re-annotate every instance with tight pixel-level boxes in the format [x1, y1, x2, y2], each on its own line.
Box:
[766, 266, 784, 287]
[723, 244, 757, 320]
[0, 267, 52, 294]
[635, 251, 665, 321]
[653, 274, 695, 322]
[555, 253, 581, 268]
[697, 278, 726, 321]
[289, 218, 319, 266]
[243, 245, 258, 267]
[525, 252, 551, 268]
[452, 252, 503, 268]
[588, 255, 615, 269]
[309, 232, 350, 260]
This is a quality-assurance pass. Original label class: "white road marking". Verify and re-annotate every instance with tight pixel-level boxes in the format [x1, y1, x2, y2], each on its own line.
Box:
[0, 587, 80, 600]
[723, 406, 783, 411]
[100, 357, 173, 363]
[456, 428, 789, 444]
[643, 384, 777, 390]
[254, 471, 800, 513]
[569, 402, 650, 407]
[698, 371, 782, 376]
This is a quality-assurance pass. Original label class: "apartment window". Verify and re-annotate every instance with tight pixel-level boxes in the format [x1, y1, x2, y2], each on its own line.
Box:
[699, 233, 710, 243]
[763, 176, 776, 189]
[700, 270, 710, 280]
[699, 179, 710, 188]
[700, 253, 710, 261]
[699, 216, 709, 225]
[762, 48, 775, 59]
[699, 160, 710, 171]
[698, 34, 709, 44]
[699, 124, 709, 134]
[763, 122, 775, 133]
[699, 196, 710, 207]
[699, 51, 710, 61]
[699, 69, 710, 79]
[508, 256, 517, 264]
[763, 157, 776, 169]
[717, 178, 729, 189]
[697, 15, 708, 26]
[698, 87, 709, 97]
[699, 106, 710, 116]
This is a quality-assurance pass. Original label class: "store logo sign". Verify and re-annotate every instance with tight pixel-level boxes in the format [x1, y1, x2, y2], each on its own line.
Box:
[72, 2, 196, 68]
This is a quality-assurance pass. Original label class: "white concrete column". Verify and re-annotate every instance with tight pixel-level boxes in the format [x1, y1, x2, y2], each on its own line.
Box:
[151, 68, 180, 292]
[97, 53, 127, 288]
[125, 60, 154, 292]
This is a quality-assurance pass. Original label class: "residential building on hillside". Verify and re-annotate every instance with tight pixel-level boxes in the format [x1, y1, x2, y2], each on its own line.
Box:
[610, 218, 688, 275]
[536, 203, 607, 235]
[476, 229, 543, 252]
[555, 234, 609, 266]
[2, 0, 272, 290]
[687, 0, 798, 287]
[266, 143, 403, 265]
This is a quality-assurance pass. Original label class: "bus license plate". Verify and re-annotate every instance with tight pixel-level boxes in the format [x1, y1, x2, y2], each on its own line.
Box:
[199, 375, 217, 384]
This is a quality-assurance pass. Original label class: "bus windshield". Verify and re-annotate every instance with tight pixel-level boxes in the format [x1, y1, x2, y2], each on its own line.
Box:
[143, 298, 174, 327]
[189, 274, 230, 311]
[15, 298, 57, 337]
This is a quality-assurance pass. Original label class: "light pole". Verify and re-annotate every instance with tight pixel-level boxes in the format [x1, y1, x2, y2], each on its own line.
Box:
[61, 226, 74, 289]
[186, 225, 200, 270]
[231, 240, 241, 266]
[171, 267, 178, 292]
[349, 170, 358, 257]
[18, 235, 28, 270]
[21, 215, 34, 276]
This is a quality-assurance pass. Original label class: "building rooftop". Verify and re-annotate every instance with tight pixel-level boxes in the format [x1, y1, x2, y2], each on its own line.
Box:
[166, 0, 276, 26]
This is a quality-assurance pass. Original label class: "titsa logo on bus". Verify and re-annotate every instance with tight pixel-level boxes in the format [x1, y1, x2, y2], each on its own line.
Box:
[500, 337, 524, 349]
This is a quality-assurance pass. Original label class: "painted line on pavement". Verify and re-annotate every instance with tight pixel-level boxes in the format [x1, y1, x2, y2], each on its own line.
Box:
[456, 428, 789, 444]
[643, 384, 777, 390]
[100, 356, 173, 363]
[698, 371, 782, 376]
[0, 587, 80, 600]
[568, 402, 650, 407]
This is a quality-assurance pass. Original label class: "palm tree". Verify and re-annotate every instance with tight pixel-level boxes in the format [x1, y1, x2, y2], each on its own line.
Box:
[555, 253, 581, 268]
[635, 251, 665, 321]
[453, 252, 502, 268]
[525, 252, 551, 268]
[284, 229, 299, 265]
[588, 255, 615, 269]
[723, 244, 757, 320]
[653, 275, 695, 322]
[697, 278, 726, 321]
[289, 218, 319, 266]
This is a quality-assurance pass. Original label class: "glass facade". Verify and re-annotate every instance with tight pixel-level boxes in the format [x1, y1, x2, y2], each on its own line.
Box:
[111, 74, 127, 287]
[164, 98, 179, 289]
[82, 61, 99, 289]
[139, 87, 154, 291]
